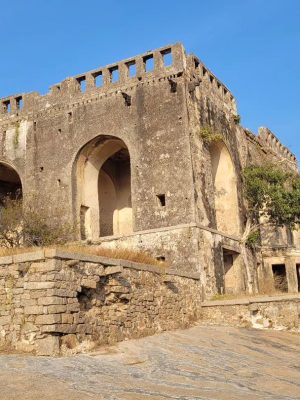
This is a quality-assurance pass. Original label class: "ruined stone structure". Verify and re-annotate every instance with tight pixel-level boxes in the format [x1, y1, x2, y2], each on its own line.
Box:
[0, 250, 201, 355]
[0, 43, 299, 297]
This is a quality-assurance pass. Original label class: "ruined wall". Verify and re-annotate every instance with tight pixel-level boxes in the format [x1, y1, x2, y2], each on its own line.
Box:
[201, 296, 300, 331]
[0, 249, 201, 355]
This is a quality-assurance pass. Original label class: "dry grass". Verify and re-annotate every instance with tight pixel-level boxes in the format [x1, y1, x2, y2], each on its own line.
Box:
[0, 244, 168, 268]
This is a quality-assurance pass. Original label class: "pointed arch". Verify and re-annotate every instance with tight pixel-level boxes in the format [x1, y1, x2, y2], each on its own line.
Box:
[209, 141, 240, 236]
[75, 135, 133, 240]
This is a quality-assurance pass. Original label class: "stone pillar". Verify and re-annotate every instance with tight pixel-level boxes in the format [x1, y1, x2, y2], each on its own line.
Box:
[286, 257, 298, 293]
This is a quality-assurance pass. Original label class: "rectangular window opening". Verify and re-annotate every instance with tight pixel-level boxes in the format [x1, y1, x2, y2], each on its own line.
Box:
[297, 264, 300, 292]
[109, 67, 119, 83]
[157, 194, 166, 207]
[272, 264, 288, 293]
[162, 49, 173, 67]
[93, 71, 103, 87]
[16, 96, 23, 110]
[3, 100, 10, 113]
[194, 58, 200, 69]
[143, 55, 154, 72]
[68, 111, 73, 123]
[127, 61, 136, 78]
[77, 77, 86, 92]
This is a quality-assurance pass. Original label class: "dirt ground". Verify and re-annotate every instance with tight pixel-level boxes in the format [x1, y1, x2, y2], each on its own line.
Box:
[1, 324, 300, 400]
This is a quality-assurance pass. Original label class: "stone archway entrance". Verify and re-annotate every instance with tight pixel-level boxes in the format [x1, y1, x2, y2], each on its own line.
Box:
[76, 136, 133, 240]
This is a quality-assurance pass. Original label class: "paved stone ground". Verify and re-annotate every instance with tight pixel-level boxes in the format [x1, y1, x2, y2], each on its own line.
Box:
[1, 325, 300, 400]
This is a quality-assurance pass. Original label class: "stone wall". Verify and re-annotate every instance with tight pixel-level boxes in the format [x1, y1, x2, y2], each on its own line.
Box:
[201, 295, 300, 331]
[0, 250, 201, 355]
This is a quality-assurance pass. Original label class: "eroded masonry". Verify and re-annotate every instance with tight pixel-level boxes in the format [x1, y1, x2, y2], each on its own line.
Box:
[0, 43, 299, 296]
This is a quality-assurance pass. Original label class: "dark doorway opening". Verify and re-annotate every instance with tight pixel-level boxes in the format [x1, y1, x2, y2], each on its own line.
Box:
[222, 248, 240, 294]
[272, 264, 288, 292]
[296, 264, 300, 293]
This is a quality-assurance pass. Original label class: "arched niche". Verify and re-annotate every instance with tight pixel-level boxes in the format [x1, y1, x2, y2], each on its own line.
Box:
[0, 162, 22, 204]
[209, 141, 240, 236]
[75, 135, 133, 240]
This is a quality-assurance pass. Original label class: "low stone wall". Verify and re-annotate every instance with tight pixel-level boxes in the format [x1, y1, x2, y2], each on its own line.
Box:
[201, 295, 300, 331]
[0, 249, 201, 355]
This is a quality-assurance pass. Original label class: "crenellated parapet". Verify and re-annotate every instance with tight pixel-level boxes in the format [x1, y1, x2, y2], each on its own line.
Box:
[258, 127, 298, 171]
[0, 43, 186, 118]
[186, 54, 237, 114]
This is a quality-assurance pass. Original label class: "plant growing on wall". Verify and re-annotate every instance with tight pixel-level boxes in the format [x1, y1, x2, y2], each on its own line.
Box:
[198, 126, 223, 144]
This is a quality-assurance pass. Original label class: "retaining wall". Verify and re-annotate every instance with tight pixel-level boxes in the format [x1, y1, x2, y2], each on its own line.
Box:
[201, 295, 300, 331]
[0, 249, 201, 355]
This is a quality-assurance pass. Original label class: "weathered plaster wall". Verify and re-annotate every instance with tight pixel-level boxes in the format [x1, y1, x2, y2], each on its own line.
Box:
[0, 250, 201, 355]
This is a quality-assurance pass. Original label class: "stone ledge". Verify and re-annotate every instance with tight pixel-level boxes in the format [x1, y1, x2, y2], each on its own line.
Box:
[202, 294, 300, 307]
[0, 248, 200, 281]
[13, 251, 45, 264]
[0, 256, 13, 265]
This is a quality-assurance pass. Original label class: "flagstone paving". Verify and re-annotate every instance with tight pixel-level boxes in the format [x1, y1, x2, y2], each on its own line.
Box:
[0, 325, 299, 400]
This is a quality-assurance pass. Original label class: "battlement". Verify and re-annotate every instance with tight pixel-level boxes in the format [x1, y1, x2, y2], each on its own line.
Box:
[257, 127, 298, 171]
[188, 54, 237, 112]
[0, 43, 186, 116]
[0, 43, 239, 118]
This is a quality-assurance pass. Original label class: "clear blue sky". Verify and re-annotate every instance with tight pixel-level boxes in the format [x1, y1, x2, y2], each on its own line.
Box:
[0, 0, 299, 162]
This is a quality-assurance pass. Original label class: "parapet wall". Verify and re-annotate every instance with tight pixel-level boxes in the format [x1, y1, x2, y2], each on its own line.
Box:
[0, 249, 201, 355]
[0, 43, 186, 117]
[258, 127, 298, 171]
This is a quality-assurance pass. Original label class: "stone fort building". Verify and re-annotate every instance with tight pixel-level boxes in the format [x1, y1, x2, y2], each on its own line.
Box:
[0, 43, 299, 297]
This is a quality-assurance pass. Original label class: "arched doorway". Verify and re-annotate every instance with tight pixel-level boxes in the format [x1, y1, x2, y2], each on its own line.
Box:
[209, 141, 240, 236]
[76, 136, 133, 240]
[0, 162, 22, 203]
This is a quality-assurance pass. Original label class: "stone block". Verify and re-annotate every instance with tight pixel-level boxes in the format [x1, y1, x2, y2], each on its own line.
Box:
[36, 314, 61, 325]
[24, 305, 44, 315]
[61, 314, 74, 324]
[103, 266, 123, 276]
[81, 278, 97, 289]
[0, 315, 11, 325]
[0, 256, 13, 265]
[36, 336, 60, 356]
[47, 305, 67, 314]
[13, 251, 45, 264]
[32, 260, 61, 273]
[24, 282, 56, 290]
[38, 296, 67, 306]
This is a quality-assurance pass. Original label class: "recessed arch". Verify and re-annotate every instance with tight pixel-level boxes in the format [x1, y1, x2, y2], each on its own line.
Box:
[75, 135, 133, 240]
[0, 161, 22, 203]
[209, 141, 240, 236]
